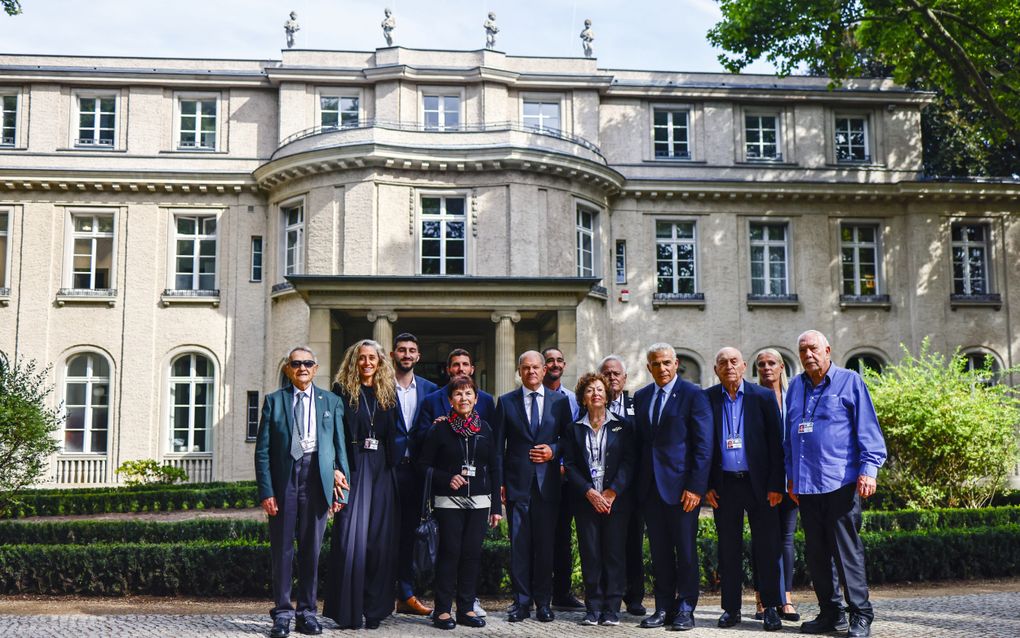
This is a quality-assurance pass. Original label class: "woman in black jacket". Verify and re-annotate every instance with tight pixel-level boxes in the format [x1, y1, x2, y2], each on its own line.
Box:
[563, 372, 637, 626]
[417, 375, 503, 630]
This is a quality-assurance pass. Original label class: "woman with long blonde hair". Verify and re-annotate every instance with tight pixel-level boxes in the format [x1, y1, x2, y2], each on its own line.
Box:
[323, 339, 400, 630]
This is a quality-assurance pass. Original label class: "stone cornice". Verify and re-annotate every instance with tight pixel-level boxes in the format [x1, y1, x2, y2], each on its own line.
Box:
[0, 169, 257, 194]
[0, 65, 269, 88]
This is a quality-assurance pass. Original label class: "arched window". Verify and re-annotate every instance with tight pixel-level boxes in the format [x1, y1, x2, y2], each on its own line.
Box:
[63, 352, 110, 453]
[169, 353, 214, 453]
[846, 353, 884, 376]
[964, 349, 1001, 385]
[750, 350, 797, 382]
[677, 354, 702, 387]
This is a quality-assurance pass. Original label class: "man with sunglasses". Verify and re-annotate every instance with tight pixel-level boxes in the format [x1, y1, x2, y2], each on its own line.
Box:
[256, 347, 350, 638]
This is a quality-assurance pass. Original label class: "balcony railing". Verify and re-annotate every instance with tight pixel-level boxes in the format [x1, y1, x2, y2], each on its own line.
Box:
[54, 455, 108, 485]
[164, 454, 214, 483]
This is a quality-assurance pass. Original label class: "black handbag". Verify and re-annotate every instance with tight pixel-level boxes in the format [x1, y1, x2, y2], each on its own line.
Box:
[412, 467, 439, 581]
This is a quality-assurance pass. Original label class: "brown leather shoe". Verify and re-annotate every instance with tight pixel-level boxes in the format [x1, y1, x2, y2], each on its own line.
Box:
[396, 596, 433, 616]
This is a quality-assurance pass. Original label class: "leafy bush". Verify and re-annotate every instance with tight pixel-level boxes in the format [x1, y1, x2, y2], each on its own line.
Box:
[0, 519, 268, 545]
[115, 459, 189, 486]
[3, 483, 259, 518]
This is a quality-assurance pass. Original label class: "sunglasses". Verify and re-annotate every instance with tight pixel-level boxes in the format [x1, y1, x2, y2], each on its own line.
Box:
[289, 360, 316, 369]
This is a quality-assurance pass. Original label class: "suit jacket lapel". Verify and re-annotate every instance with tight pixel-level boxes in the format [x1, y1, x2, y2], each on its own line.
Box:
[515, 390, 533, 441]
[540, 390, 555, 437]
[283, 385, 296, 434]
[313, 384, 329, 440]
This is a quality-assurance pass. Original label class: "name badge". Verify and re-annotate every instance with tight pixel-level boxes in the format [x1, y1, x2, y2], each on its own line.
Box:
[798, 422, 814, 434]
[363, 437, 379, 451]
[626, 406, 635, 416]
[590, 466, 605, 480]
[461, 464, 476, 477]
[725, 437, 743, 450]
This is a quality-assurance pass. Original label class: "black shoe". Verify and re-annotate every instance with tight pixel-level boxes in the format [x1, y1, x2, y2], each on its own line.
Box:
[780, 604, 801, 622]
[553, 595, 585, 611]
[640, 610, 668, 628]
[456, 613, 486, 628]
[507, 605, 530, 623]
[718, 611, 741, 628]
[295, 617, 322, 636]
[270, 617, 291, 638]
[536, 606, 555, 622]
[670, 611, 695, 631]
[433, 614, 456, 630]
[801, 611, 844, 634]
[580, 612, 599, 626]
[834, 611, 850, 632]
[600, 611, 620, 626]
[763, 607, 783, 632]
[627, 603, 647, 616]
[364, 618, 381, 630]
[847, 614, 872, 637]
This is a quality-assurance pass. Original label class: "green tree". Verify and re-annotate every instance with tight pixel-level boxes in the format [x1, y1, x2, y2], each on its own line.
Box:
[0, 352, 61, 515]
[863, 340, 1020, 509]
[708, 0, 1020, 171]
[3, 1, 22, 16]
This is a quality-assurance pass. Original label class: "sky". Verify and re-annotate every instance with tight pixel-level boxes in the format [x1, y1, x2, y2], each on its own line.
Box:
[0, 0, 778, 74]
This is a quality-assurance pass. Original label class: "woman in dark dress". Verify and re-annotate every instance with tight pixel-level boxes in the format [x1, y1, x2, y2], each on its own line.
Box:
[323, 339, 399, 630]
[417, 375, 502, 630]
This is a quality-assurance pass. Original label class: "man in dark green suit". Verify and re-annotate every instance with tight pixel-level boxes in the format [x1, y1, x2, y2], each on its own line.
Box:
[256, 346, 350, 638]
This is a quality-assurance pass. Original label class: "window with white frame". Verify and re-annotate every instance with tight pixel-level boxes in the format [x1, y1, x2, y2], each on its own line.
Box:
[169, 353, 214, 453]
[523, 99, 561, 133]
[63, 353, 110, 454]
[423, 94, 460, 131]
[69, 213, 115, 290]
[615, 240, 627, 285]
[576, 206, 597, 277]
[282, 203, 304, 276]
[951, 223, 990, 295]
[749, 222, 789, 296]
[653, 109, 690, 159]
[841, 223, 881, 296]
[835, 115, 870, 162]
[250, 236, 263, 282]
[656, 221, 697, 294]
[1, 94, 16, 146]
[745, 114, 780, 160]
[173, 215, 217, 291]
[420, 196, 466, 275]
[76, 95, 116, 147]
[0, 210, 8, 290]
[178, 97, 217, 150]
[320, 95, 359, 129]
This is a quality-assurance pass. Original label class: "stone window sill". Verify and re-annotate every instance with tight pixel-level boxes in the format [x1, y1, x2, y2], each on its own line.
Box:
[746, 293, 799, 310]
[653, 292, 705, 310]
[161, 289, 221, 307]
[950, 293, 1001, 310]
[56, 288, 117, 307]
[840, 294, 891, 310]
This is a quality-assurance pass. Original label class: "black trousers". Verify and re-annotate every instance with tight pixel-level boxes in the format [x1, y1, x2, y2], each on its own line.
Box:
[434, 507, 489, 615]
[394, 461, 422, 601]
[623, 505, 646, 609]
[552, 476, 576, 599]
[753, 494, 840, 602]
[575, 494, 631, 613]
[642, 488, 700, 614]
[268, 452, 328, 622]
[799, 482, 874, 620]
[712, 474, 782, 613]
[507, 480, 559, 607]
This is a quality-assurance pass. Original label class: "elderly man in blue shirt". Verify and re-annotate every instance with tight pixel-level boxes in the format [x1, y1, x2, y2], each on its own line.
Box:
[786, 330, 886, 638]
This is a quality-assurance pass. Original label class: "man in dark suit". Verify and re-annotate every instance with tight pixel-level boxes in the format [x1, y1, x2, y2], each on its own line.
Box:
[496, 350, 573, 623]
[599, 354, 645, 617]
[417, 348, 496, 430]
[255, 346, 349, 638]
[633, 343, 712, 631]
[390, 333, 439, 616]
[704, 347, 785, 631]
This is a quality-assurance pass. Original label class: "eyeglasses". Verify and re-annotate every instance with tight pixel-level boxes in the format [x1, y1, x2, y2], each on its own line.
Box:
[289, 360, 316, 369]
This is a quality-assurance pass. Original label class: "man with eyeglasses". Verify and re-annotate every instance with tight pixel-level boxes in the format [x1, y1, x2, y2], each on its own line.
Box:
[256, 347, 350, 638]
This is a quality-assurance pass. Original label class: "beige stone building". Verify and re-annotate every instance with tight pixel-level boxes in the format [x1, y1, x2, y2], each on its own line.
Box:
[0, 47, 1017, 486]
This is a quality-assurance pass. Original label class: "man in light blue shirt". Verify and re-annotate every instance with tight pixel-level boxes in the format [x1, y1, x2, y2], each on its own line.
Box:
[785, 331, 886, 638]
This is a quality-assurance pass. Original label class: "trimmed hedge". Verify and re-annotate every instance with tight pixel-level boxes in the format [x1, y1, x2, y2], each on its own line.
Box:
[20, 481, 255, 496]
[4, 483, 259, 518]
[0, 519, 268, 545]
[861, 505, 1020, 532]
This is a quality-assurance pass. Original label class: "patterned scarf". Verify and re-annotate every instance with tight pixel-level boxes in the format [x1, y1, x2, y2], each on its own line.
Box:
[442, 408, 481, 438]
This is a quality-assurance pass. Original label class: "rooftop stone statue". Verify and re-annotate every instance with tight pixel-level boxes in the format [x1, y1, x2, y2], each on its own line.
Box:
[580, 19, 594, 58]
[381, 8, 396, 47]
[484, 12, 499, 50]
[284, 11, 300, 49]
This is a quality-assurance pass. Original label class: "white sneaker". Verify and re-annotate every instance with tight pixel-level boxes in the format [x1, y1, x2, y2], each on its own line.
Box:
[473, 599, 487, 617]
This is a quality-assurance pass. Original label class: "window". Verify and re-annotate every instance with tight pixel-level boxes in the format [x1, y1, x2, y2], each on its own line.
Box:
[964, 350, 1001, 385]
[0, 210, 8, 290]
[1, 94, 16, 146]
[173, 215, 217, 291]
[576, 207, 597, 277]
[76, 96, 116, 147]
[250, 236, 263, 282]
[523, 99, 561, 133]
[841, 224, 881, 296]
[750, 351, 797, 380]
[63, 353, 110, 454]
[656, 221, 697, 294]
[321, 95, 359, 129]
[420, 196, 466, 275]
[846, 353, 884, 375]
[169, 353, 214, 453]
[677, 354, 702, 387]
[749, 222, 789, 296]
[178, 98, 217, 150]
[951, 223, 990, 295]
[423, 95, 460, 131]
[246, 391, 260, 440]
[653, 109, 690, 159]
[745, 114, 780, 160]
[282, 203, 304, 276]
[69, 213, 115, 290]
[615, 240, 627, 285]
[835, 116, 869, 162]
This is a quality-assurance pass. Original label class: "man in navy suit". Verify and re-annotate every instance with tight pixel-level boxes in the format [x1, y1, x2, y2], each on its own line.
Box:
[704, 347, 785, 631]
[496, 350, 573, 623]
[417, 348, 496, 430]
[390, 333, 439, 616]
[633, 343, 712, 631]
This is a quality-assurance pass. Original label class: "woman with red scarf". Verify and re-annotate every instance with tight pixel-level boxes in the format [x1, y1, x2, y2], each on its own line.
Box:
[417, 375, 503, 629]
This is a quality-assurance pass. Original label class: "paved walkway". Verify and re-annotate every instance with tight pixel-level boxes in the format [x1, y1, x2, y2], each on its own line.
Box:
[1, 591, 1018, 638]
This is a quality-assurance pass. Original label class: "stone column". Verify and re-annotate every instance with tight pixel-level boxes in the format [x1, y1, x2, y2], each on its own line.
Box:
[308, 307, 333, 388]
[367, 310, 398, 352]
[491, 311, 521, 396]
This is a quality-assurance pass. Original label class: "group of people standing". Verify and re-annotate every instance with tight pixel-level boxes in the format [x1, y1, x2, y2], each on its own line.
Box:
[254, 329, 886, 638]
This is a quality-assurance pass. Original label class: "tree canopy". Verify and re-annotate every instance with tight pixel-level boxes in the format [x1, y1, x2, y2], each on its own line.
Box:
[3, 1, 21, 16]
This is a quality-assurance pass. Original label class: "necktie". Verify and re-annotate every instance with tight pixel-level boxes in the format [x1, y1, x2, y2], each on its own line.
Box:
[529, 391, 540, 436]
[291, 392, 306, 461]
[652, 387, 665, 428]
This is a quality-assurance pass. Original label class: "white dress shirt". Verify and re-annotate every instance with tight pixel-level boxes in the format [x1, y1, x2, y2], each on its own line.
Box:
[292, 386, 317, 453]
